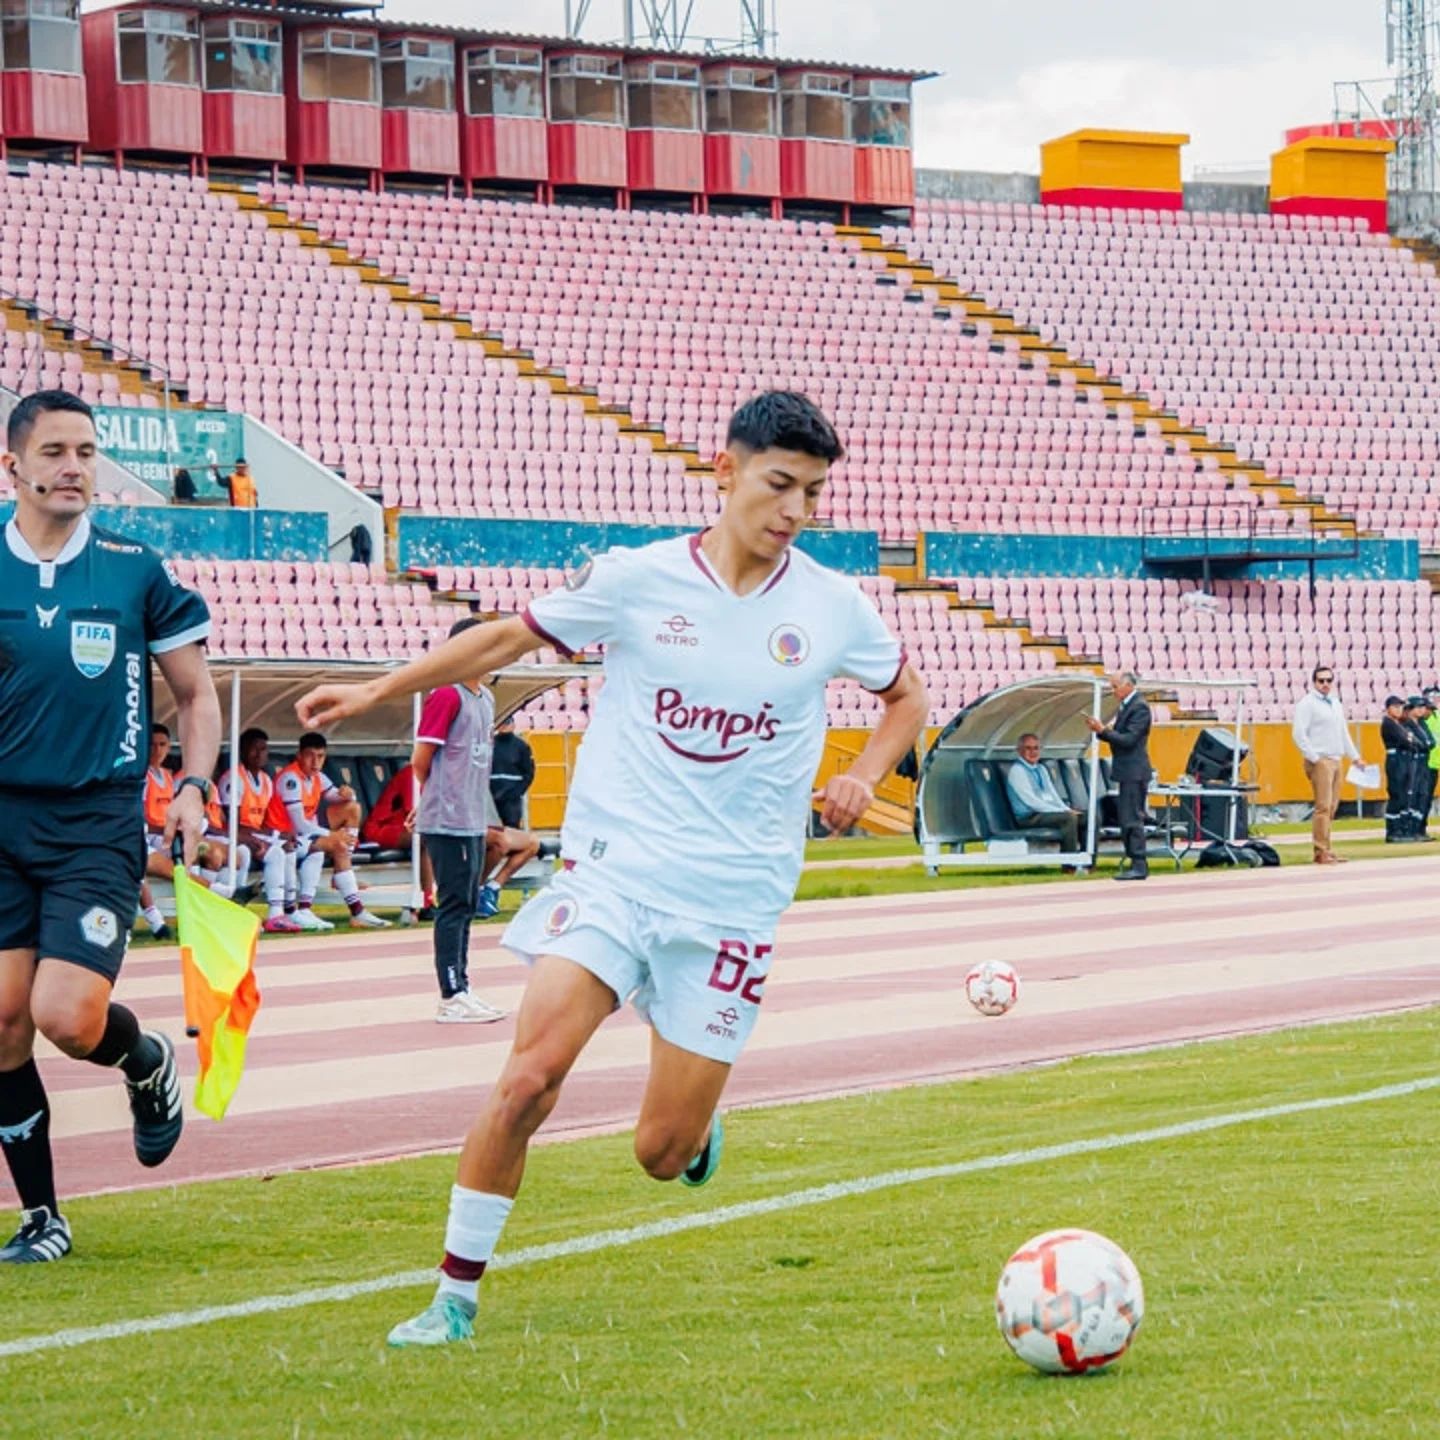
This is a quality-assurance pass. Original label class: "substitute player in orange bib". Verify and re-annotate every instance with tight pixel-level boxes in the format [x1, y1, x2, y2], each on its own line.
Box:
[295, 392, 929, 1346]
[271, 732, 389, 930]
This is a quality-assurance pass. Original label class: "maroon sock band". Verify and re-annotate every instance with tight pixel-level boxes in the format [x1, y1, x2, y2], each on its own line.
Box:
[441, 1252, 488, 1283]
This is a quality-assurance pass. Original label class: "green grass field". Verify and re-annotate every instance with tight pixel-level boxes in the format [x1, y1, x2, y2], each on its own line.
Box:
[5, 1010, 1439, 1439]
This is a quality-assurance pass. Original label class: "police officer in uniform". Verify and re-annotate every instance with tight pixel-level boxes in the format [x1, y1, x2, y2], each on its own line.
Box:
[1380, 695, 1413, 842]
[0, 390, 219, 1263]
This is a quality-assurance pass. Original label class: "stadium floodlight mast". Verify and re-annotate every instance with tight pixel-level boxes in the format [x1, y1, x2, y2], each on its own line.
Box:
[563, 0, 777, 52]
[1332, 0, 1440, 233]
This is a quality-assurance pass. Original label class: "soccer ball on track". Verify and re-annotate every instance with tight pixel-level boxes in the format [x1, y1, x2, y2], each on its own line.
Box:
[995, 1228, 1144, 1374]
[964, 960, 1020, 1016]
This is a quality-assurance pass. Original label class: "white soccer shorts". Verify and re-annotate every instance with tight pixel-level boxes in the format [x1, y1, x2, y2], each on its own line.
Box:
[502, 864, 776, 1065]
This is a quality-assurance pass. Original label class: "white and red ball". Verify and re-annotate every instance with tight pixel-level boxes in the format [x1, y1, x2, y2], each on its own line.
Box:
[995, 1228, 1145, 1374]
[964, 960, 1020, 1016]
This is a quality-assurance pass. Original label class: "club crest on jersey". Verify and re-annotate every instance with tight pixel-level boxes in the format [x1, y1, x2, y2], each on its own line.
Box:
[544, 898, 578, 937]
[71, 620, 116, 678]
[768, 625, 810, 667]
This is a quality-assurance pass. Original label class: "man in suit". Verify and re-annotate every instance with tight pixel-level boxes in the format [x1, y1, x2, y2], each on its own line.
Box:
[1087, 671, 1153, 881]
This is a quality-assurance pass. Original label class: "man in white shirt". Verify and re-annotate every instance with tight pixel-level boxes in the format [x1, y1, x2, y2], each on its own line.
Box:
[1290, 664, 1359, 864]
[1005, 733, 1083, 854]
[294, 391, 929, 1348]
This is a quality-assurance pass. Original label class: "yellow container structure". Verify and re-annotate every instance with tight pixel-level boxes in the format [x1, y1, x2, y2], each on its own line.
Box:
[1040, 128, 1188, 210]
[1269, 135, 1392, 232]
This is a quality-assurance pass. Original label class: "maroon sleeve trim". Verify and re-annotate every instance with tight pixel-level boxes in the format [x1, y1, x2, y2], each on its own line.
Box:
[521, 605, 576, 659]
[863, 648, 909, 695]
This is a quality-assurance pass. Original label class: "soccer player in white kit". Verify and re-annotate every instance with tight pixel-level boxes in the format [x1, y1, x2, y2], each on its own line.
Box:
[296, 393, 929, 1346]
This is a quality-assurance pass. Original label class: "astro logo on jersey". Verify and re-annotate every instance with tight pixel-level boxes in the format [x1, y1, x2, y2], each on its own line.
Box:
[655, 614, 699, 647]
[71, 621, 116, 678]
[653, 687, 780, 764]
[768, 625, 810, 667]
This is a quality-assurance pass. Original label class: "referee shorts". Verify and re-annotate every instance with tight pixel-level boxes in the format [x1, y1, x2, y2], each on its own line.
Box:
[0, 784, 146, 982]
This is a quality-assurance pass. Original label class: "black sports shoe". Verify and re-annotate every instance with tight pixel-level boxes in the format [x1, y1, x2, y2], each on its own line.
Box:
[0, 1206, 72, 1264]
[152, 922, 173, 942]
[126, 1031, 183, 1168]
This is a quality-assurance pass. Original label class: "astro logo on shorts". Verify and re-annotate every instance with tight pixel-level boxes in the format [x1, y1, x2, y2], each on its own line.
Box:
[79, 906, 118, 949]
[71, 621, 116, 678]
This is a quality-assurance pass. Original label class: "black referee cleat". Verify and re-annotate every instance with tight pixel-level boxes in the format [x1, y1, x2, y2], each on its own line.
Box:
[125, 1031, 183, 1168]
[0, 1207, 72, 1263]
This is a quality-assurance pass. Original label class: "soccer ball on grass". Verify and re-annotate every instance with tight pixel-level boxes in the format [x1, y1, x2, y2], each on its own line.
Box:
[995, 1228, 1144, 1374]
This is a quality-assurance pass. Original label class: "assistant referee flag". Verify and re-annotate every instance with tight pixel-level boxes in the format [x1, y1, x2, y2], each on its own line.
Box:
[175, 869, 261, 1121]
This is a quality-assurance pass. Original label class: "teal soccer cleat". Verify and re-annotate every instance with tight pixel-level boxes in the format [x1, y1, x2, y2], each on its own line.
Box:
[680, 1112, 724, 1188]
[387, 1292, 477, 1348]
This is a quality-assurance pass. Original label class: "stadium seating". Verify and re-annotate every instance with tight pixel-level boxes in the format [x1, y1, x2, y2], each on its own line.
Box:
[272, 181, 1248, 540]
[2, 164, 1438, 734]
[937, 573, 1440, 721]
[908, 199, 1440, 546]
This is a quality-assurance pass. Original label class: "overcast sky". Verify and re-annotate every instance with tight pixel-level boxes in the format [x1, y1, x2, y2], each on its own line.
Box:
[381, 0, 1390, 176]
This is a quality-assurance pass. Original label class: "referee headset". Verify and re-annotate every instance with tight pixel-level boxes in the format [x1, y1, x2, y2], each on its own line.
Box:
[8, 453, 48, 495]
[7, 457, 47, 495]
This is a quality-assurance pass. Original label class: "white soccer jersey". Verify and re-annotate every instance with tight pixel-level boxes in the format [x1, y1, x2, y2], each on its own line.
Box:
[523, 533, 906, 929]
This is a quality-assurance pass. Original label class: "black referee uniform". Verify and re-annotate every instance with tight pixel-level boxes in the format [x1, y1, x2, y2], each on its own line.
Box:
[0, 516, 210, 969]
[0, 511, 210, 1260]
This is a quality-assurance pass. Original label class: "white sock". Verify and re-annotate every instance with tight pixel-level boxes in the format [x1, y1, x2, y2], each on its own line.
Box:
[262, 845, 287, 909]
[299, 849, 324, 904]
[284, 851, 298, 910]
[437, 1185, 514, 1304]
[143, 904, 165, 931]
[334, 867, 365, 915]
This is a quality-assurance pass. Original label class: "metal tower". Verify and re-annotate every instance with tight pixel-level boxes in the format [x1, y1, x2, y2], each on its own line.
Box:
[562, 0, 777, 53]
[1386, 0, 1439, 210]
[1334, 2, 1440, 230]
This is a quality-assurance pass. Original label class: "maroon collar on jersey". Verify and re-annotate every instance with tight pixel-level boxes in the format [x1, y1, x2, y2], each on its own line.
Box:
[688, 529, 791, 598]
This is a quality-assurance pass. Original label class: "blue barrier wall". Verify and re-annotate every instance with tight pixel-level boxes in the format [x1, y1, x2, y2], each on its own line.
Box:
[0, 504, 328, 561]
[399, 518, 880, 575]
[922, 532, 1419, 583]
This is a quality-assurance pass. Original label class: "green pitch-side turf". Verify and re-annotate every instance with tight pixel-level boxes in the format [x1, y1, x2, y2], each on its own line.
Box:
[4, 1010, 1439, 1439]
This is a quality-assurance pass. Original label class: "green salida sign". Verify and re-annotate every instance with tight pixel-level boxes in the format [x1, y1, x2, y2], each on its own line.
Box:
[93, 407, 244, 492]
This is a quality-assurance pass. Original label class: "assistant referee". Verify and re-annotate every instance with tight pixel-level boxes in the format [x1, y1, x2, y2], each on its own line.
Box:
[0, 390, 220, 1263]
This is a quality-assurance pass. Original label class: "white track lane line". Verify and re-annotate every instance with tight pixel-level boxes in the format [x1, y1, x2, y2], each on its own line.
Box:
[2, 1071, 1437, 1360]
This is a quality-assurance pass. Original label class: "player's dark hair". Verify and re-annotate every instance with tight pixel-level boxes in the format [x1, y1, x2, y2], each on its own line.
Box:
[297, 731, 327, 751]
[448, 616, 484, 640]
[151, 722, 170, 738]
[8, 389, 94, 453]
[726, 391, 844, 462]
[239, 727, 268, 751]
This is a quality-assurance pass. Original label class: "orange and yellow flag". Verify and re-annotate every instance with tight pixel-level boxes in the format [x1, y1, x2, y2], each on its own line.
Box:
[174, 869, 262, 1121]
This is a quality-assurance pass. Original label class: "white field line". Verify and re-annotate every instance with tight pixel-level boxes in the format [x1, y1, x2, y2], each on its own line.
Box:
[3, 1071, 1438, 1361]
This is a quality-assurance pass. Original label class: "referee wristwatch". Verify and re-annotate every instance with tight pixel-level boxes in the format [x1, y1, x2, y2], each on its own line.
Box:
[176, 776, 215, 804]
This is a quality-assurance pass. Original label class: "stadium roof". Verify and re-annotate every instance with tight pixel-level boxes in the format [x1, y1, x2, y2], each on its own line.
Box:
[167, 1, 936, 77]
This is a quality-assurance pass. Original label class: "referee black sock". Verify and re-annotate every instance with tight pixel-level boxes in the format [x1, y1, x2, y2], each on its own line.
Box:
[84, 1004, 162, 1082]
[0, 1058, 57, 1215]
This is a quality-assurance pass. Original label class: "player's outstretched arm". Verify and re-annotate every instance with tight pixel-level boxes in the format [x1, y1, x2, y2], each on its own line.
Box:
[816, 663, 929, 834]
[296, 615, 547, 729]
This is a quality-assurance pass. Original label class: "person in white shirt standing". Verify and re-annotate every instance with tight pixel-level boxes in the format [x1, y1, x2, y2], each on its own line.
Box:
[1290, 664, 1359, 865]
[295, 392, 929, 1348]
